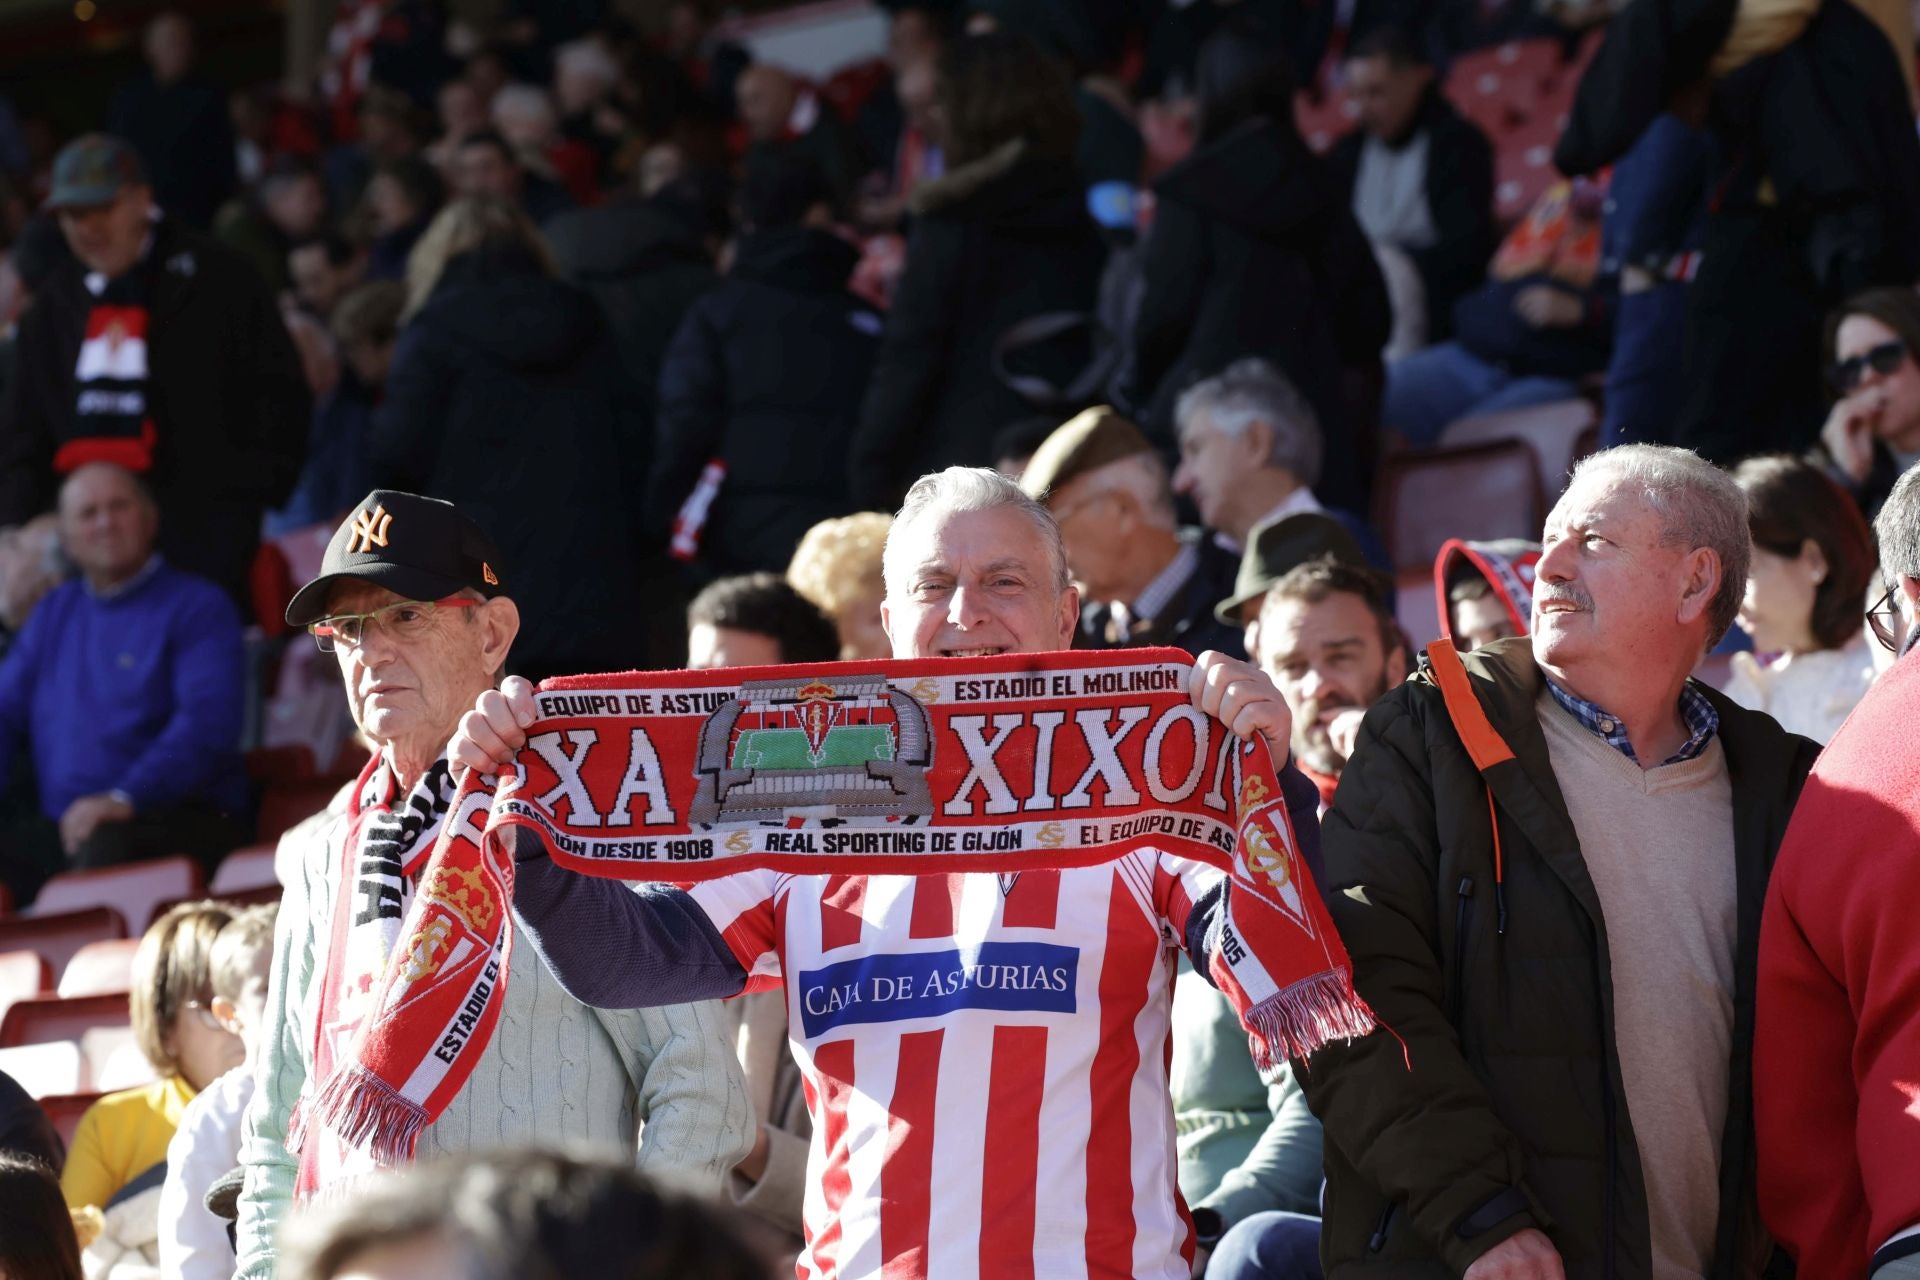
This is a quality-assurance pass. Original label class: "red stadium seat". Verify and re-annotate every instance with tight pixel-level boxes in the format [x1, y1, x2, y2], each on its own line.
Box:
[211, 845, 282, 895]
[57, 939, 141, 998]
[0, 1041, 85, 1098]
[30, 857, 205, 934]
[0, 992, 131, 1049]
[258, 779, 348, 842]
[1443, 40, 1556, 139]
[0, 951, 51, 1028]
[1493, 110, 1568, 224]
[37, 1090, 105, 1149]
[1376, 440, 1547, 572]
[1441, 398, 1598, 499]
[245, 744, 317, 784]
[152, 884, 283, 926]
[0, 907, 129, 981]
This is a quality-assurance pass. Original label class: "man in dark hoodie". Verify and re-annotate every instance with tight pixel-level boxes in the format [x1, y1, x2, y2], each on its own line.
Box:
[650, 151, 881, 578]
[1329, 26, 1496, 346]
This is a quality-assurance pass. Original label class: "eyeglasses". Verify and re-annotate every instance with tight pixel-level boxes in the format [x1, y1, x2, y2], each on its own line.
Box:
[180, 1001, 226, 1032]
[1868, 584, 1906, 654]
[1830, 340, 1908, 393]
[310, 596, 480, 652]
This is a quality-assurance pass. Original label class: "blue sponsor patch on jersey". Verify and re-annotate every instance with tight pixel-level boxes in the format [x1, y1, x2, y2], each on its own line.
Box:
[796, 942, 1079, 1037]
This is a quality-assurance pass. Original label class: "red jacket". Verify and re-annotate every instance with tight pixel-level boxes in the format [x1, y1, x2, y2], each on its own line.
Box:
[1756, 645, 1920, 1277]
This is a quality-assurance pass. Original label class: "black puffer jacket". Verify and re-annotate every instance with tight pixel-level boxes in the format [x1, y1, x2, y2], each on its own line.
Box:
[1127, 118, 1392, 513]
[1304, 638, 1819, 1278]
[651, 227, 880, 576]
[850, 140, 1105, 509]
[368, 245, 657, 679]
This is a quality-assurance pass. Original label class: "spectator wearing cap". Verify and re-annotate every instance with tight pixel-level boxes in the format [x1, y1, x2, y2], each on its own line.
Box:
[1755, 463, 1920, 1280]
[1022, 405, 1244, 658]
[650, 151, 880, 578]
[1172, 358, 1382, 559]
[0, 462, 247, 908]
[1434, 538, 1541, 653]
[1215, 511, 1371, 661]
[237, 490, 752, 1280]
[105, 12, 235, 231]
[0, 134, 309, 610]
[369, 196, 659, 678]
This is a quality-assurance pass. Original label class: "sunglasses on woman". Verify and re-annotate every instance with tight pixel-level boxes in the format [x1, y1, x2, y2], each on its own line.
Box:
[1867, 583, 1906, 654]
[1830, 340, 1909, 394]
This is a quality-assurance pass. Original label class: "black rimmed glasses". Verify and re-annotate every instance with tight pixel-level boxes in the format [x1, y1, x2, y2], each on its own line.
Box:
[309, 597, 481, 653]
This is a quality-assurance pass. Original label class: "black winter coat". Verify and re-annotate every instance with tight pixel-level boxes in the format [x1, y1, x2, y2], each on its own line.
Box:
[1304, 638, 1819, 1278]
[0, 219, 309, 608]
[850, 140, 1106, 509]
[1129, 119, 1392, 512]
[1329, 87, 1497, 342]
[544, 198, 718, 424]
[651, 227, 880, 577]
[369, 247, 657, 679]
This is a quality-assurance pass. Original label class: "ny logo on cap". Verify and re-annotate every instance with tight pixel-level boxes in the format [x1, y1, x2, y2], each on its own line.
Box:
[347, 504, 393, 555]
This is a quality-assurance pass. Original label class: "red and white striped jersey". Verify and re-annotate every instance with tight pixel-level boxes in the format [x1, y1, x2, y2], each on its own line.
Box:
[689, 852, 1224, 1280]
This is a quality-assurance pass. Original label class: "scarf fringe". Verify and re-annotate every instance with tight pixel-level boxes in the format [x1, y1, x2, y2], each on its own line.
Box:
[299, 1064, 431, 1166]
[1243, 969, 1378, 1070]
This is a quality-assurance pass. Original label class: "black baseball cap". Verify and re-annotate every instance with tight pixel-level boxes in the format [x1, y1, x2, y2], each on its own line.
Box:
[285, 490, 507, 627]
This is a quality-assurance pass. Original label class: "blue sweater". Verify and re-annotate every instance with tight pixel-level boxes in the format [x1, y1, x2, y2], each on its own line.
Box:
[0, 560, 247, 820]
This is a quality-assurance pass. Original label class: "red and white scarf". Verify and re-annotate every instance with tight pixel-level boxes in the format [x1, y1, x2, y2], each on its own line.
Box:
[291, 650, 1377, 1190]
[287, 753, 504, 1197]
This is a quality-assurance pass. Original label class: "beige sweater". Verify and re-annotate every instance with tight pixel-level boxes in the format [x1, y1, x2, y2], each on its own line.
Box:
[1538, 693, 1739, 1280]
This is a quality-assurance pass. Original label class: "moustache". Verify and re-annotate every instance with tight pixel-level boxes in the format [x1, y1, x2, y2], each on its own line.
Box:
[1535, 584, 1593, 612]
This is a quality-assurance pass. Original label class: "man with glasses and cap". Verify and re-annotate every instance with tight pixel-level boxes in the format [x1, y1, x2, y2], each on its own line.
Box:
[0, 133, 308, 610]
[1756, 463, 1920, 1280]
[234, 490, 751, 1280]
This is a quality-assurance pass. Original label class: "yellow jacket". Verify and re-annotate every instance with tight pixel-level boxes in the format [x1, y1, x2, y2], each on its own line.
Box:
[60, 1075, 195, 1211]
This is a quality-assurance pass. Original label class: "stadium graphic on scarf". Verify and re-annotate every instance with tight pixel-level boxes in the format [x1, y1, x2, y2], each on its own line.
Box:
[296, 648, 1375, 1178]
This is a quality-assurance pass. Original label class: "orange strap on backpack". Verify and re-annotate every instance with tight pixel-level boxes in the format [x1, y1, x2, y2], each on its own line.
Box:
[1427, 638, 1510, 934]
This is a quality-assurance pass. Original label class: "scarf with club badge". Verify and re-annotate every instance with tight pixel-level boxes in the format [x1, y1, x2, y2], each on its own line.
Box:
[287, 751, 490, 1198]
[291, 649, 1377, 1185]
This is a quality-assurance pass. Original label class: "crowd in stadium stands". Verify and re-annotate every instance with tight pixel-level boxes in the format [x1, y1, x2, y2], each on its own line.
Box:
[0, 0, 1918, 1275]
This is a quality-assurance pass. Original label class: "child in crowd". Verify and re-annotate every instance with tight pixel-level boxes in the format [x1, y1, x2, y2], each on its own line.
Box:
[60, 902, 242, 1224]
[159, 903, 279, 1280]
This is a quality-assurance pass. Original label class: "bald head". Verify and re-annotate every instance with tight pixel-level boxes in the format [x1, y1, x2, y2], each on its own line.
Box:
[59, 463, 159, 590]
[737, 65, 800, 142]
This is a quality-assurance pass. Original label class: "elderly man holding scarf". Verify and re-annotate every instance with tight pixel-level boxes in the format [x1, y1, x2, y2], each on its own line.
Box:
[233, 490, 751, 1280]
[453, 465, 1360, 1279]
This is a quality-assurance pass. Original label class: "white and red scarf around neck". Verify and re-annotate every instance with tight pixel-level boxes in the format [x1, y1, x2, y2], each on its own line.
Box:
[289, 649, 1378, 1192]
[288, 752, 477, 1198]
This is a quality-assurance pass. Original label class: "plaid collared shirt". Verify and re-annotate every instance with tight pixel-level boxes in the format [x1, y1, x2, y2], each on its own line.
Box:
[1544, 679, 1719, 766]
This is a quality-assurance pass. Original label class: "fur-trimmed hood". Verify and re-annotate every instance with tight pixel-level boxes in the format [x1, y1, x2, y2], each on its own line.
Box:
[906, 138, 1090, 233]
